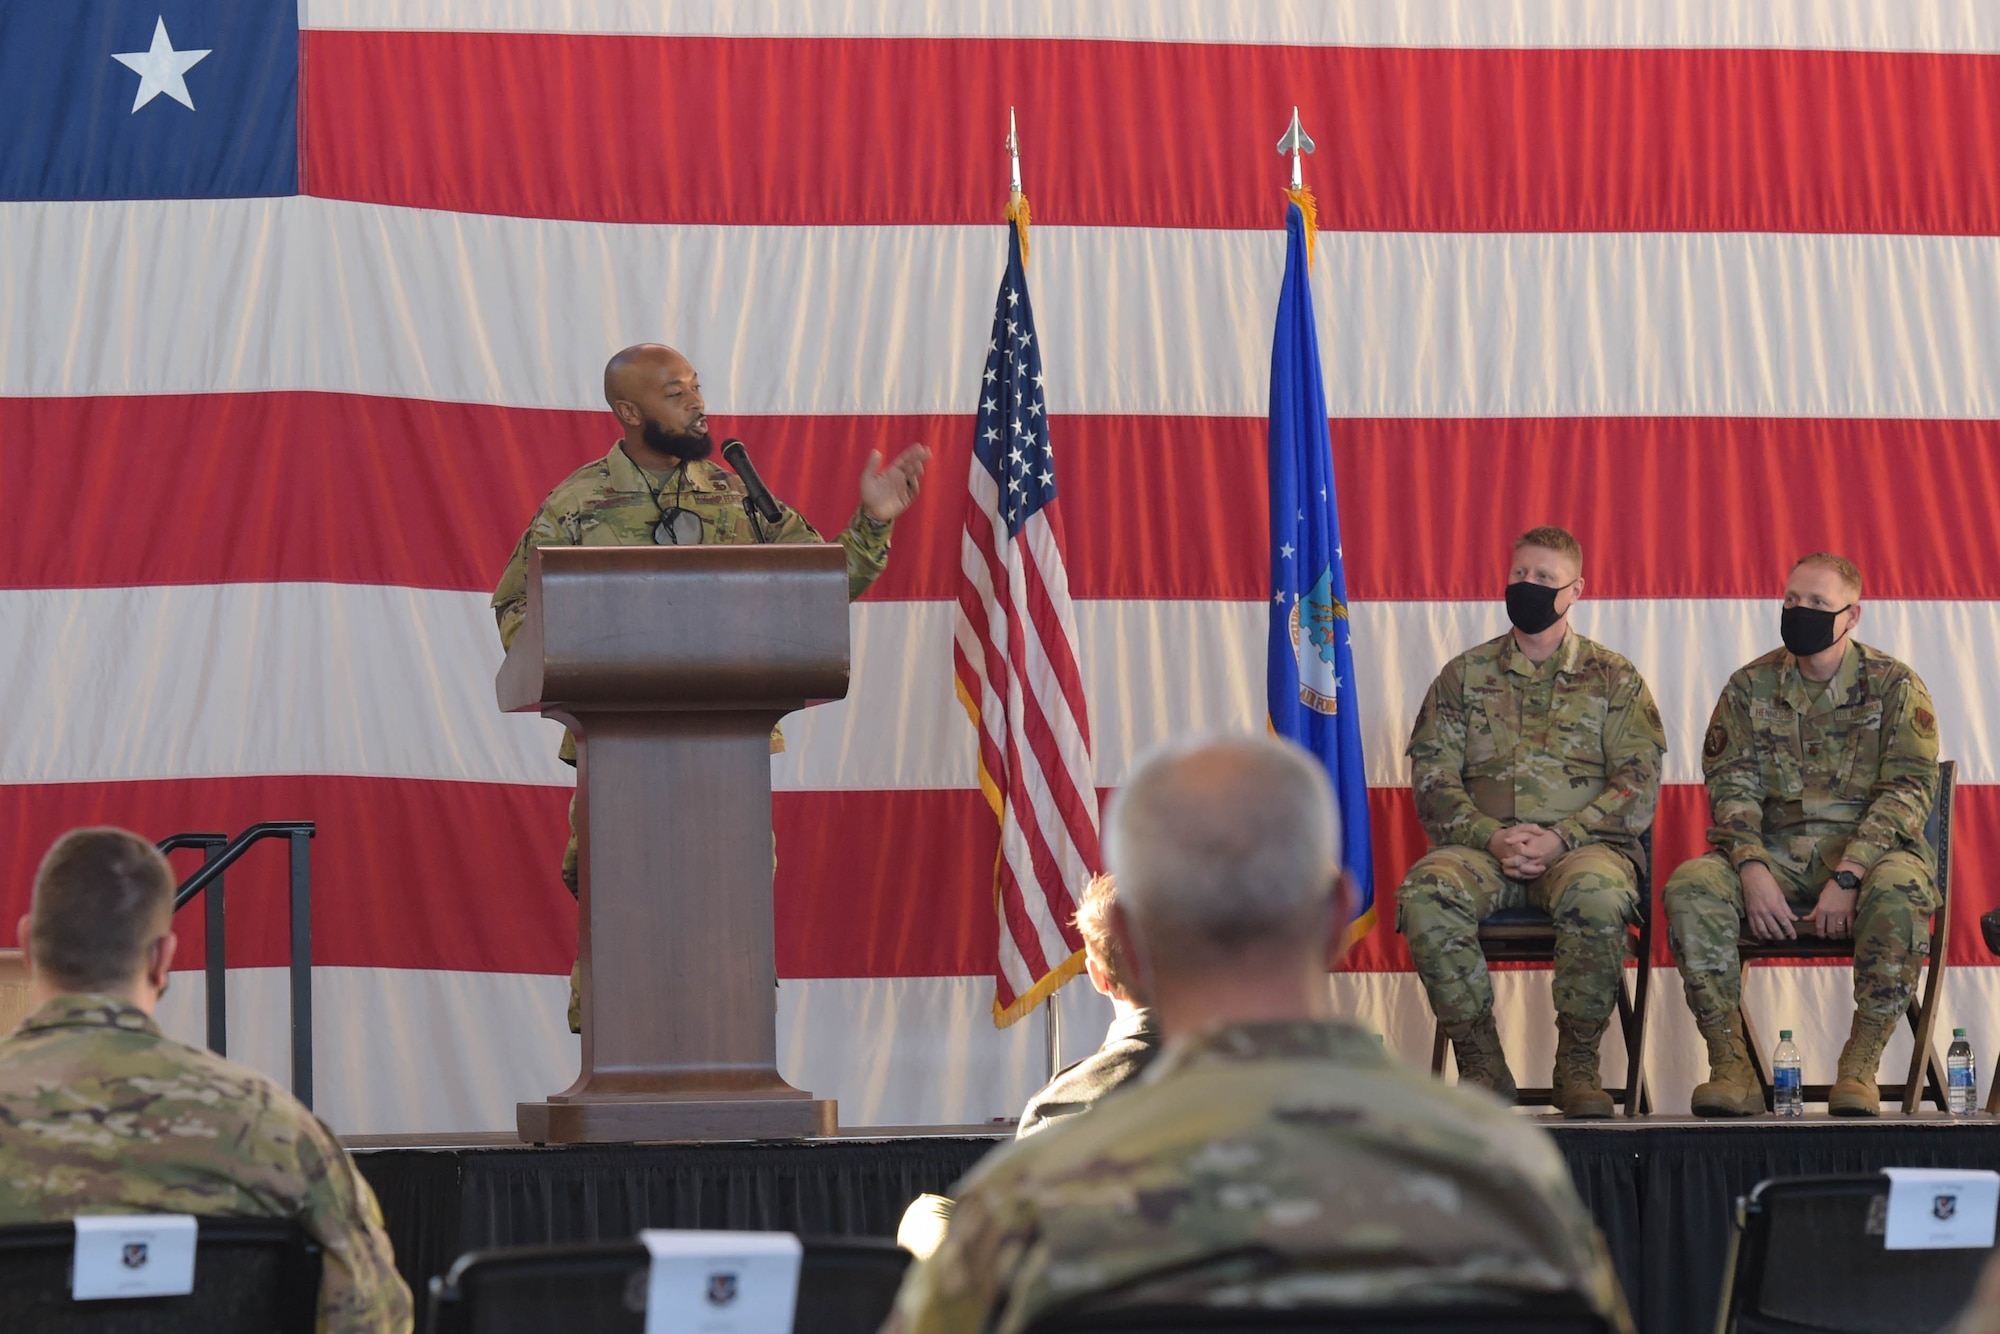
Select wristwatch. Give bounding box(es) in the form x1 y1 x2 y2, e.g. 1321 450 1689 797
1834 870 1862 892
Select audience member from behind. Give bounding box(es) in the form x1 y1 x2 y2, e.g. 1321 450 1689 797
883 735 1631 1334
896 874 1163 1260
0 829 413 1333
1016 872 1161 1137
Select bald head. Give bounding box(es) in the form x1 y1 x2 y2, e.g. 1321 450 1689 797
604 344 711 464
1106 734 1342 965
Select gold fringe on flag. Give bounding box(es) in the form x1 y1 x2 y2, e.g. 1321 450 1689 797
1007 190 1031 263
1287 184 1318 270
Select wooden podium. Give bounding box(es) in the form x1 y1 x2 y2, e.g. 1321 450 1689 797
498 545 848 1143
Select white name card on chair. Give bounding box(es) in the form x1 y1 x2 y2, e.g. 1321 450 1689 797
639 1229 802 1334
1883 1168 2000 1249
72 1214 197 1299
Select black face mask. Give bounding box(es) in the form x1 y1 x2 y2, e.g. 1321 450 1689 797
642 415 712 462
1505 580 1575 635
1781 604 1853 658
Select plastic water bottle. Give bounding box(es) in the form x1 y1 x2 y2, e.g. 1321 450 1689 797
1774 1030 1804 1117
1949 1029 1977 1116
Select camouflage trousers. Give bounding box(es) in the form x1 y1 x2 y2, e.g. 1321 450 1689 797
1396 843 1639 1027
1662 850 1937 1026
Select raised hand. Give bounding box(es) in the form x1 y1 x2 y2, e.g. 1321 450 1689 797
860 443 932 522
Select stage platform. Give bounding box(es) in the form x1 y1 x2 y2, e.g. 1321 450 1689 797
349 1116 2000 1334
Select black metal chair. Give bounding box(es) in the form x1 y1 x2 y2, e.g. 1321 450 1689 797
1428 831 1655 1115
427 1234 909 1334
1025 1295 1616 1333
1737 761 1956 1114
1715 1174 1992 1333
0 1217 321 1333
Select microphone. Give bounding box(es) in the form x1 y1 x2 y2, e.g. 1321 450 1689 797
721 438 784 524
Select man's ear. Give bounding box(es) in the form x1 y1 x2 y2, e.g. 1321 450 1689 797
614 400 640 428
15 913 33 973
147 932 179 994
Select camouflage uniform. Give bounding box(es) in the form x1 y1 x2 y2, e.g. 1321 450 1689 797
493 441 894 1026
0 995 412 1334
1663 641 1940 1027
1397 631 1666 1029
883 1021 1632 1334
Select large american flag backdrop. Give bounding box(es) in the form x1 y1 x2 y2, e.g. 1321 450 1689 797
5 1 2000 1133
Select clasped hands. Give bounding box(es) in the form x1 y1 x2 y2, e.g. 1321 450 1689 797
1487 824 1567 881
1742 860 1866 942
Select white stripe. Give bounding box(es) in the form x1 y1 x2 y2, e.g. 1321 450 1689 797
0 583 569 788
11 200 2000 419
7 586 1996 788
299 0 2000 54
179 964 2000 1134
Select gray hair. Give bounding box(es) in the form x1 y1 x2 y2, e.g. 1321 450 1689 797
1104 733 1341 949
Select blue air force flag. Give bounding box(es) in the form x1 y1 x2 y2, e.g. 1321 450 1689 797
0 3 298 200
1266 198 1374 927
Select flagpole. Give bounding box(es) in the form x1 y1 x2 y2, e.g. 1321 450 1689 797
1276 105 1315 191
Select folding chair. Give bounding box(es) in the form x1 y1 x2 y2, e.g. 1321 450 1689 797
1738 761 1955 1115
1715 1174 1991 1333
427 1234 910 1334
1428 831 1654 1115
0 1217 321 1333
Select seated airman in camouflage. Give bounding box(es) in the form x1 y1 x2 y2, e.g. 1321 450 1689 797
492 343 929 1031
1397 526 1666 1119
884 734 1632 1334
1664 553 1939 1118
0 829 411 1333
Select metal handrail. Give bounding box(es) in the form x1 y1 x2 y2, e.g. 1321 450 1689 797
158 823 317 1109
158 833 229 1055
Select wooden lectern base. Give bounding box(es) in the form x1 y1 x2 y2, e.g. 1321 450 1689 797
518 1097 837 1145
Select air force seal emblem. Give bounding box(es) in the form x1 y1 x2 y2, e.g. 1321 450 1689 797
705 1271 740 1306
1288 567 1348 716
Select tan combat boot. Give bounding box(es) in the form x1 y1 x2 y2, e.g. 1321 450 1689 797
1830 1012 1897 1117
1553 1016 1616 1119
1691 1018 1763 1117
1443 1013 1517 1100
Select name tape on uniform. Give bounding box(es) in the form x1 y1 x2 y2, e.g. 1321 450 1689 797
1882 1167 2000 1250
639 1229 802 1334
72 1214 197 1300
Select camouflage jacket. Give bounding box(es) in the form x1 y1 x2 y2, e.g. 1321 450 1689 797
0 996 412 1334
884 1020 1632 1334
1016 1007 1161 1138
1407 631 1666 870
1701 640 1939 877
491 440 894 760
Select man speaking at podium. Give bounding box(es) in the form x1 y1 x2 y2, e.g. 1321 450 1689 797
493 343 930 1029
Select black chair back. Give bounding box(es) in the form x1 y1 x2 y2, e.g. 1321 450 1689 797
427 1234 910 1334
0 1217 320 1333
1717 1175 1990 1333
1025 1298 1614 1332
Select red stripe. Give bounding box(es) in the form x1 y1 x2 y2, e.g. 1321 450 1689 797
0 780 1988 977
1023 506 1099 763
0 776 574 974
15 395 2000 602
993 559 1080 958
304 33 2000 235
1016 529 1104 871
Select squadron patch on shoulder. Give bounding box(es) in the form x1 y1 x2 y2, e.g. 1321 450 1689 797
1704 721 1729 761
1914 707 1937 739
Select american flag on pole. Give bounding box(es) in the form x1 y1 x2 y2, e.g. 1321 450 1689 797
953 200 1103 1027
